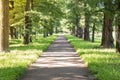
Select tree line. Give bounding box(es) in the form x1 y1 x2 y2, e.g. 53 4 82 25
0 0 63 52
66 0 120 52
0 0 120 53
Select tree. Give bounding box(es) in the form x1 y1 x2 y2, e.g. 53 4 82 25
23 0 31 44
115 0 120 52
84 1 90 41
66 0 83 38
9 0 25 39
101 0 114 48
0 0 9 52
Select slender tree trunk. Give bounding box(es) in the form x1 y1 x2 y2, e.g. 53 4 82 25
23 0 31 44
84 13 90 41
84 1 90 41
75 17 79 37
10 27 14 39
92 23 95 42
29 0 34 43
0 0 9 52
14 28 18 39
71 26 76 35
19 26 23 39
49 27 53 35
101 14 114 48
43 28 48 38
55 26 58 33
77 27 83 38
75 16 83 38
43 32 48 38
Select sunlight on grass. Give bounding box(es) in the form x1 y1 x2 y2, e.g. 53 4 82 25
66 35 120 80
0 35 57 80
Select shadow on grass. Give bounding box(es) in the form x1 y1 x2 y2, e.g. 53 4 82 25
0 66 26 80
10 37 55 51
77 49 120 80
68 39 99 49
66 35 120 80
9 39 22 45
10 44 49 51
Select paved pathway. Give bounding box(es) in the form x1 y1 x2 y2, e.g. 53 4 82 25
19 35 92 80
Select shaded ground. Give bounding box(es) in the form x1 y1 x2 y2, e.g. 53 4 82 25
19 35 92 80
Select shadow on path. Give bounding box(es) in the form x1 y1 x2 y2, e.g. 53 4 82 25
19 35 92 80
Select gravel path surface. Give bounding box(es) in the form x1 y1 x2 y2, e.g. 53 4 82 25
19 35 92 80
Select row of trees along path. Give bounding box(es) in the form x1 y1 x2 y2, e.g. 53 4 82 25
1 0 120 53
19 35 94 80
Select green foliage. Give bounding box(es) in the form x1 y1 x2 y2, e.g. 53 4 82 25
66 35 120 80
0 35 57 80
10 0 25 27
9 0 64 36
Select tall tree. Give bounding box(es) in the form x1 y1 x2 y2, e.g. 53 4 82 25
23 0 31 44
0 0 9 52
84 2 90 41
66 0 83 38
101 0 114 48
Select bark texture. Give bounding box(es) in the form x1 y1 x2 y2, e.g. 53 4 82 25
101 0 114 48
84 13 90 41
0 0 9 52
10 27 18 39
101 14 114 48
116 2 120 52
23 0 31 44
116 24 120 52
75 16 83 38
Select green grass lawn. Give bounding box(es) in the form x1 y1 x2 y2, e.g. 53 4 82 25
66 35 120 80
0 35 57 80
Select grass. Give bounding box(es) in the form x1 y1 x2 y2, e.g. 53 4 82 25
0 35 57 80
66 35 120 80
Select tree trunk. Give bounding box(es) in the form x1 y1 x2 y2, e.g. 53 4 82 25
84 13 90 41
116 24 120 52
29 0 34 42
116 2 120 52
101 14 114 48
92 23 95 42
43 32 47 38
14 27 18 39
71 26 76 35
10 27 14 39
49 27 53 35
76 27 83 38
75 16 83 38
19 26 23 39
0 0 9 52
23 0 31 44
43 28 48 38
55 26 58 33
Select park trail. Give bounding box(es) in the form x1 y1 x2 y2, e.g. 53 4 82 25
19 35 94 80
